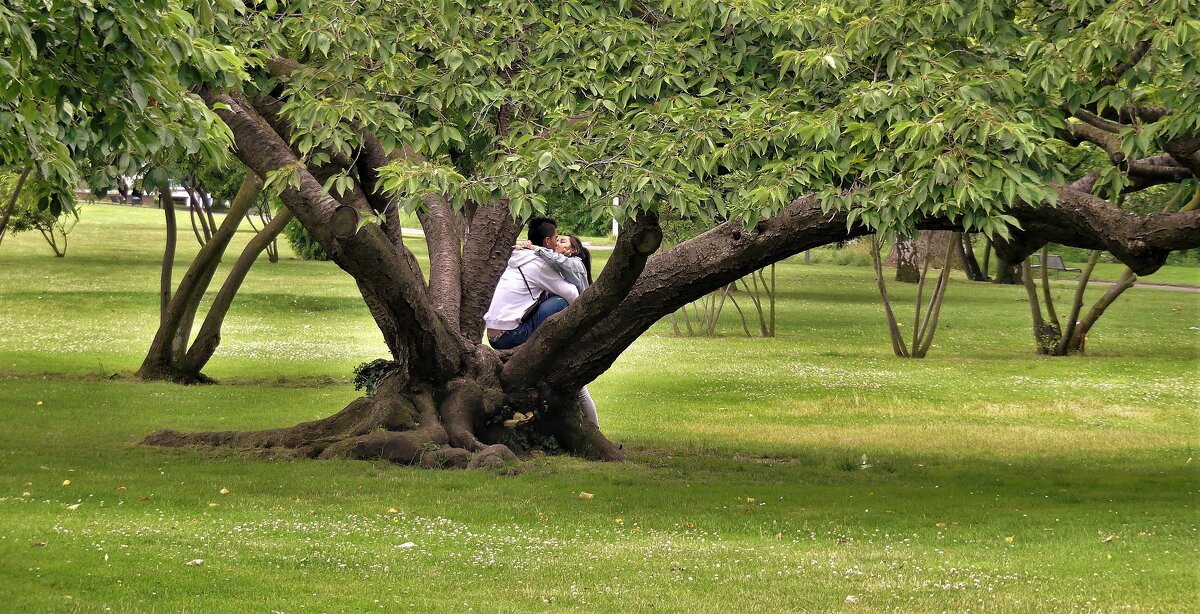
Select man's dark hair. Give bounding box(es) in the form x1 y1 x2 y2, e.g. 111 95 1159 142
527 216 558 248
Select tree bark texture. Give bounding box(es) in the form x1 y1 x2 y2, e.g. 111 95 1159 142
140 88 1200 468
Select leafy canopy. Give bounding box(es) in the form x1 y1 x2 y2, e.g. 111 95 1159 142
7 1 1195 235
0 0 245 213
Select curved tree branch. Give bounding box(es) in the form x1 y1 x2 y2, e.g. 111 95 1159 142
200 88 467 381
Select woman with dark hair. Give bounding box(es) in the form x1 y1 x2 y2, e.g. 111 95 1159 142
517 233 591 293
514 233 599 427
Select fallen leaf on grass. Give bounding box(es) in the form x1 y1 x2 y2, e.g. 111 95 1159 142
61 480 70 486
936 522 947 529
387 507 401 514
186 559 204 566
21 492 31 497
207 502 218 508
116 486 126 491
1101 534 1116 543
219 488 230 495
1005 536 1015 544
578 492 594 500
66 503 81 510
397 542 415 549
845 595 860 604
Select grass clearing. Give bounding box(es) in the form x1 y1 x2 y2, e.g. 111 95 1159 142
1 204 1198 611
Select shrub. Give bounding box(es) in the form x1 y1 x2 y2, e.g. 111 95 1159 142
283 218 329 260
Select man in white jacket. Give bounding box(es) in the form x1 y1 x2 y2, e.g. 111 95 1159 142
484 217 579 349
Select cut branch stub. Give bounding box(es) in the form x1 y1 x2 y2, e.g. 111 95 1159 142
332 205 361 239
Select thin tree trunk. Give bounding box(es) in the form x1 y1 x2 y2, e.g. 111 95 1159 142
913 232 959 358
187 196 206 246
180 208 295 375
871 235 910 357
1021 259 1059 353
981 236 992 278
1038 246 1060 325
1056 250 1103 354
958 233 986 281
767 264 776 337
159 187 177 325
911 232 934 350
0 166 32 245
140 174 262 380
1067 268 1136 354
724 287 753 337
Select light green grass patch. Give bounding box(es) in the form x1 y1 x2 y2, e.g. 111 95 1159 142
0 204 1197 612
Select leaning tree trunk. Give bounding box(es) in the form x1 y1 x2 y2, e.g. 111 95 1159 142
140 89 1200 469
0 166 32 246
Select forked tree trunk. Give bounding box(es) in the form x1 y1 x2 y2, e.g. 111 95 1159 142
957 233 987 281
139 173 265 382
139 89 1200 468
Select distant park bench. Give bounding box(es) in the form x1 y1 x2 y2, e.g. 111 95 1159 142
1030 254 1082 276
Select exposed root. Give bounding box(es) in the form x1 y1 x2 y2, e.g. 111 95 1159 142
140 374 614 467
467 444 517 470
549 394 625 461
439 379 496 452
136 364 218 385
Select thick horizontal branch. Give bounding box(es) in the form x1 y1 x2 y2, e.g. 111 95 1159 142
547 190 1200 390
502 212 662 391
998 187 1200 270
1069 121 1125 163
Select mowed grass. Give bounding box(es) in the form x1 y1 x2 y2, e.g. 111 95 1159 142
1 204 1198 612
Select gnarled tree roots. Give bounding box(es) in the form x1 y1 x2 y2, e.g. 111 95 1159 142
140 374 624 468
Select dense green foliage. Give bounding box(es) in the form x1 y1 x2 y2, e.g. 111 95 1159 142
222 0 1198 237
0 1 245 212
6 2 1194 236
1 205 1196 611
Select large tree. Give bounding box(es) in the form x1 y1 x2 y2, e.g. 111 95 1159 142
18 2 1197 464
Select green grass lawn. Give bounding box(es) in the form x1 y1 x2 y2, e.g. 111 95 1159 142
1 204 1197 612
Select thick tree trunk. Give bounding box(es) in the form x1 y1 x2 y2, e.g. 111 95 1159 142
891 236 920 283
0 166 32 245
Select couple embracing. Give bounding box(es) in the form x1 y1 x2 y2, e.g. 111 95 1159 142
483 216 599 426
